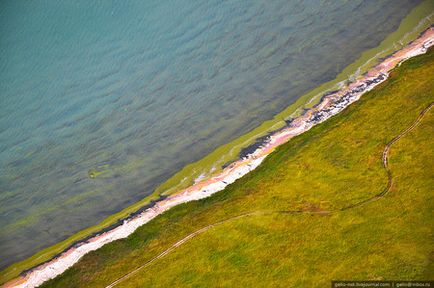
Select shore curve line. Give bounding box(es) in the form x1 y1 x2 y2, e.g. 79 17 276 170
4 27 432 288
105 102 433 288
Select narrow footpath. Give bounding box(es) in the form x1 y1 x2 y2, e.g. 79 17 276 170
106 102 434 288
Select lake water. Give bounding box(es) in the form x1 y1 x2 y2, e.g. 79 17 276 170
0 0 420 269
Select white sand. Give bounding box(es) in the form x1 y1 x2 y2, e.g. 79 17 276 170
4 27 433 288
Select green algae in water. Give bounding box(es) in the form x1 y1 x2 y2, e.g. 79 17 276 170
1 0 433 284
88 164 109 179
153 0 434 198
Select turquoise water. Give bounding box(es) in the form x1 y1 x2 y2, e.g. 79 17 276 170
0 0 420 269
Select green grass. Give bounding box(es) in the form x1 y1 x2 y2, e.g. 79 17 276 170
37 47 434 287
2 3 433 285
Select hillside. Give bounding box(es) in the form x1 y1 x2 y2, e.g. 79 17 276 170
42 48 434 287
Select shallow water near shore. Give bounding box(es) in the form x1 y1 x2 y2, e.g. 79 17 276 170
0 0 429 271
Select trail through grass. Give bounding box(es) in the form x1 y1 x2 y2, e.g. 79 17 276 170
41 48 434 288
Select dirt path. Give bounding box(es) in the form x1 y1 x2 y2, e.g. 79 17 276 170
106 102 433 288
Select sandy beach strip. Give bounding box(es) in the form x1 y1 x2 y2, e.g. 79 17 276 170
3 26 434 288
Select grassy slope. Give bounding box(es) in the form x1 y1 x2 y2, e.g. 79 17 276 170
2 4 434 284
41 49 434 287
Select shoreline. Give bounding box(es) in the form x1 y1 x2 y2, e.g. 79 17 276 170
4 26 434 288
1 6 432 280
151 2 434 198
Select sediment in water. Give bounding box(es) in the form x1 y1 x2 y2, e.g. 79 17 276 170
3 25 434 288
